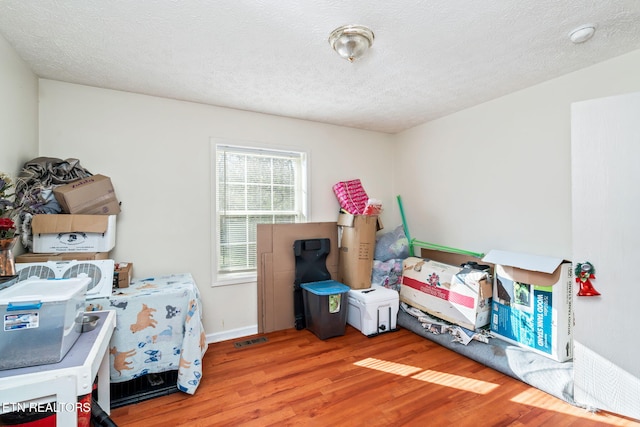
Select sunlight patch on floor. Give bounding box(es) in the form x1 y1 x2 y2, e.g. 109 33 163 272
410 369 499 394
354 357 498 394
353 358 423 377
510 388 637 426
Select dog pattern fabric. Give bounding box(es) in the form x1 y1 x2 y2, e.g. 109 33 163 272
86 273 207 395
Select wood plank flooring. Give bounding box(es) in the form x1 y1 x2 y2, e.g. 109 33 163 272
110 326 640 426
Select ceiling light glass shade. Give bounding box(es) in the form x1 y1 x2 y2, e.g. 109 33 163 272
328 25 374 62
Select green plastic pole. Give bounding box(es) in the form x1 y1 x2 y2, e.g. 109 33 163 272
396 195 414 256
396 195 483 259
411 239 484 259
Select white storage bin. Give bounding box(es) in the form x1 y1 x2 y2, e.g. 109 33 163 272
0 277 89 370
347 286 399 337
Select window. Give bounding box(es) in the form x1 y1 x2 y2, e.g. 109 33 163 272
214 142 307 284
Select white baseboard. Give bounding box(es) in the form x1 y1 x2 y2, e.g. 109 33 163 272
206 324 259 343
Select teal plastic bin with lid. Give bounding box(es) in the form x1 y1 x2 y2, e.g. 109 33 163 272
300 280 350 340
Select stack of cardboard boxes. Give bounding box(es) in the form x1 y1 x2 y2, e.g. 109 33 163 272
15 174 132 289
398 247 574 362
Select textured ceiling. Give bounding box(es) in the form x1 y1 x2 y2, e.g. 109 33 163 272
1 1 639 134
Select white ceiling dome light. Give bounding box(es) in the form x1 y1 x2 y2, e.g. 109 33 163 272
569 25 596 44
328 25 375 62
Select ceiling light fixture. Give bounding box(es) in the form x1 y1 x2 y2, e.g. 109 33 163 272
328 25 374 62
569 25 596 44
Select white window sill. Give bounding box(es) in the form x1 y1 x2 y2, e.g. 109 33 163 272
212 272 257 287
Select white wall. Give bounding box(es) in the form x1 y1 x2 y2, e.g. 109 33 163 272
37 80 394 341
394 49 640 260
15 31 640 341
0 35 38 186
571 91 640 419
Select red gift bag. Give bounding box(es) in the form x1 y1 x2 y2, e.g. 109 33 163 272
332 179 368 214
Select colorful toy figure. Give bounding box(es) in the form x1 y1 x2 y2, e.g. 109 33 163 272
575 262 601 296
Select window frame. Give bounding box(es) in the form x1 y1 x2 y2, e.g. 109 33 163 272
211 138 309 287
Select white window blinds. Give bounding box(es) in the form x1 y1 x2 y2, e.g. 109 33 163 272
216 144 307 274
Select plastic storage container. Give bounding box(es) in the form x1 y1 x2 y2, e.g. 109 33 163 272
293 238 332 331
0 277 89 370
347 287 399 337
301 280 350 340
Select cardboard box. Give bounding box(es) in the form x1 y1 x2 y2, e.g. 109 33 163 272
15 252 110 263
337 213 383 289
31 214 117 253
400 256 492 330
347 287 399 336
257 222 340 333
482 249 573 362
420 247 494 278
53 174 121 215
113 262 133 288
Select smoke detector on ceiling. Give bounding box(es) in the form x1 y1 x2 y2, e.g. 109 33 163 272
569 25 596 44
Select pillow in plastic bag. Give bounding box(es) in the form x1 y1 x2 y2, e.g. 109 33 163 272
371 259 404 291
374 225 409 262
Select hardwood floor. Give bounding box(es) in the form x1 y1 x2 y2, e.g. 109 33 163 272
110 326 639 426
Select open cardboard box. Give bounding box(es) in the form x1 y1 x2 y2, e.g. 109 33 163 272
420 247 494 277
400 255 492 330
31 214 116 253
483 249 573 362
337 213 383 289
